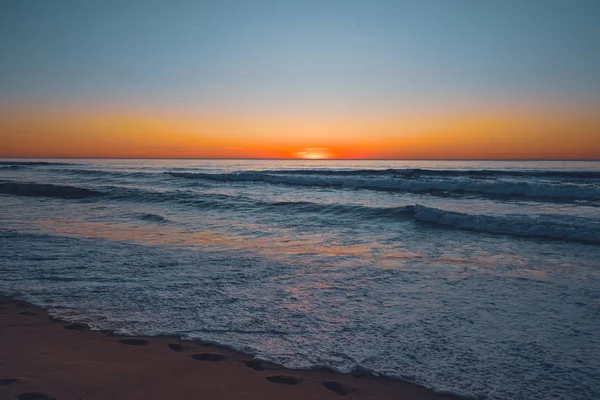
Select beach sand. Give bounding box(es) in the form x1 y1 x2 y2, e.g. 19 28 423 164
0 296 457 400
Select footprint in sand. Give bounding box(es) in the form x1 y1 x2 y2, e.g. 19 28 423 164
265 375 302 385
243 360 265 371
0 378 18 385
118 339 149 346
191 353 224 361
168 343 185 352
323 381 352 396
63 323 88 331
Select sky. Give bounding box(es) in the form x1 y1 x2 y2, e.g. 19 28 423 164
1 0 599 159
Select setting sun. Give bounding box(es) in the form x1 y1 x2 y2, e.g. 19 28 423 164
295 148 332 159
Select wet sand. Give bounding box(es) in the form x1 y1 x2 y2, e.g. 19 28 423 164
0 296 457 400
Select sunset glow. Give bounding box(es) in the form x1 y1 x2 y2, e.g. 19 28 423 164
1 106 598 159
1 1 599 159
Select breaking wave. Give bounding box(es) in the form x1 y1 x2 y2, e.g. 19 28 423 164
0 181 102 199
264 201 600 245
409 205 600 245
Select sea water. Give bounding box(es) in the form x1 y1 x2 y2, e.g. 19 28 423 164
1 159 599 399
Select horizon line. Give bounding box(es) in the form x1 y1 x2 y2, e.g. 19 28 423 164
1 156 599 162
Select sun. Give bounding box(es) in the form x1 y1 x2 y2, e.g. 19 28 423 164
295 148 331 159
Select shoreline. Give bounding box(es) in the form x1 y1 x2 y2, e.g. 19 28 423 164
0 295 460 400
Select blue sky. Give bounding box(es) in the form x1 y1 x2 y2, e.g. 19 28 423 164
1 0 599 114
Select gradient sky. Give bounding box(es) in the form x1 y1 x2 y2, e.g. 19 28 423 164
1 0 599 159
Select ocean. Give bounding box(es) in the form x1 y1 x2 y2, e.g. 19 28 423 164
1 158 599 399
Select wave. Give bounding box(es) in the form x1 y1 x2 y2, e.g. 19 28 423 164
263 200 412 218
2 179 597 244
261 168 600 180
135 213 170 224
46 168 154 179
4 162 597 179
410 205 600 245
0 179 252 210
274 202 600 244
105 186 245 210
261 201 600 244
166 172 600 201
5 165 598 202
0 181 103 199
0 161 75 166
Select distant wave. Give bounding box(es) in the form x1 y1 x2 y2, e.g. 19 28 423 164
166 171 600 201
261 168 600 180
0 161 76 166
0 165 26 170
0 181 102 199
3 164 598 179
46 168 154 179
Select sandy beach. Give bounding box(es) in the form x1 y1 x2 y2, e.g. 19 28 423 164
0 296 457 400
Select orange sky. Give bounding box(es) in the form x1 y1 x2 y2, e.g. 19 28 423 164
1 106 599 159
